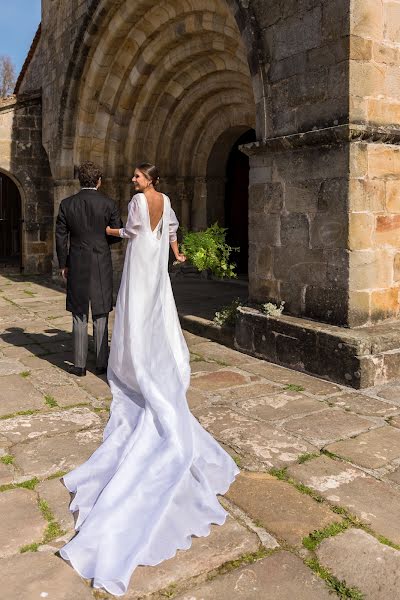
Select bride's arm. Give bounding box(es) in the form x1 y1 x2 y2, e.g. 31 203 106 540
106 197 140 238
169 207 186 262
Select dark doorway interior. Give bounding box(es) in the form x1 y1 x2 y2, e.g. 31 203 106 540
0 173 22 267
224 128 256 275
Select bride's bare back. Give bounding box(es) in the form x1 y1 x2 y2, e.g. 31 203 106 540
144 190 164 232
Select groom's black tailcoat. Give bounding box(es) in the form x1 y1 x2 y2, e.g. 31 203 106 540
55 189 122 316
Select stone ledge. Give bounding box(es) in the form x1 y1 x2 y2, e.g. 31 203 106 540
235 307 400 389
240 123 400 154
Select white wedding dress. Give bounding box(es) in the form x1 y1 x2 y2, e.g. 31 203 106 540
59 193 239 596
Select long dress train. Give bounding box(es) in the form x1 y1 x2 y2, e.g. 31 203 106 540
59 193 239 596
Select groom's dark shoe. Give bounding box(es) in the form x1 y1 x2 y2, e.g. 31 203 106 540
95 366 107 375
69 366 86 377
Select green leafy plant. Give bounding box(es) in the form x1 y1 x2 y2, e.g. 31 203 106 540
213 298 243 327
261 301 285 317
180 223 239 279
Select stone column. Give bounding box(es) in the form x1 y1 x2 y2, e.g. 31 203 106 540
191 177 208 231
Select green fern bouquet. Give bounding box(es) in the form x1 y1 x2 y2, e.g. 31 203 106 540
180 223 239 279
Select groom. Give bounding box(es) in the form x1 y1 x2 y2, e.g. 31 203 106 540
55 161 123 376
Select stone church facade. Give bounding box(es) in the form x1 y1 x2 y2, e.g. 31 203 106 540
1 0 400 387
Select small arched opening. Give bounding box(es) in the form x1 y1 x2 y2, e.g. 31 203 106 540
0 171 22 268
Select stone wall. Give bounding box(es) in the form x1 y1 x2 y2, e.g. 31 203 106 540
346 0 400 326
0 95 53 274
252 0 349 138
247 136 349 325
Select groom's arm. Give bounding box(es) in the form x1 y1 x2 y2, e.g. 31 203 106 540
107 201 123 245
55 201 69 272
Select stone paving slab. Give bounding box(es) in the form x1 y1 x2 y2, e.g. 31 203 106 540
29 367 74 388
287 456 400 544
0 358 27 376
0 461 15 485
375 384 400 403
189 341 257 366
174 551 333 600
239 362 342 396
317 528 400 599
197 406 317 469
226 472 342 546
0 488 46 557
326 426 400 469
191 369 261 392
1 343 48 358
325 392 400 417
0 407 100 443
13 428 103 478
1 552 93 599
186 388 209 411
0 374 45 416
36 478 75 533
190 360 222 374
233 391 325 422
77 372 112 399
125 517 259 599
33 383 93 407
211 381 281 402
282 408 375 447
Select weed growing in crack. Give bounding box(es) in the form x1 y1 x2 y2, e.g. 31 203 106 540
0 478 39 493
321 449 341 460
20 542 40 553
233 455 243 468
0 409 38 420
305 558 364 599
215 547 273 577
284 383 305 392
303 521 350 551
46 470 67 480
44 395 58 408
0 455 14 465
298 452 320 464
20 371 31 378
160 584 178 598
269 467 324 503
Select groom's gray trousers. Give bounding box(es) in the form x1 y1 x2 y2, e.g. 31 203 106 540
73 311 109 369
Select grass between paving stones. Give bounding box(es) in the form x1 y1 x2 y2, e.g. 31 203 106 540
305 558 365 599
152 547 280 597
270 468 400 553
20 498 65 553
46 470 68 480
0 454 14 465
0 409 40 420
44 394 58 408
284 383 305 392
23 290 36 297
20 370 31 378
0 477 39 493
269 468 325 503
297 452 320 464
303 521 351 551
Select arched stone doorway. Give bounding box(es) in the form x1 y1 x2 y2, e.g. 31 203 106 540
0 171 22 268
207 128 256 274
56 0 257 229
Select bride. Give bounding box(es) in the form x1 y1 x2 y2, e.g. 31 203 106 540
59 163 239 596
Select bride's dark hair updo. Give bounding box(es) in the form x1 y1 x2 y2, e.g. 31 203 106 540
137 162 160 187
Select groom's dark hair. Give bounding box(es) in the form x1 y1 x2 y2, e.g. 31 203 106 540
78 161 102 188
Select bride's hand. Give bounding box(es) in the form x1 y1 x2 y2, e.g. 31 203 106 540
106 226 111 235
174 253 186 263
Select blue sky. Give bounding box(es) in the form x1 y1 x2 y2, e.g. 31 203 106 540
0 1 41 75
